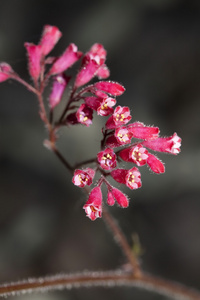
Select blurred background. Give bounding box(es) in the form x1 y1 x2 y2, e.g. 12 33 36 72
0 0 200 299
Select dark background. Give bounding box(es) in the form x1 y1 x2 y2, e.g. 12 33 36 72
0 0 200 299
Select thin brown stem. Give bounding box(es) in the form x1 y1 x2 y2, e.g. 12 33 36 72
0 270 200 299
103 206 142 278
51 144 73 172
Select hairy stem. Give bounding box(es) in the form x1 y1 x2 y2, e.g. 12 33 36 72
103 206 142 277
0 271 200 299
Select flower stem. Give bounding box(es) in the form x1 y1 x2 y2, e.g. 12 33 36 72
102 206 142 278
0 270 200 299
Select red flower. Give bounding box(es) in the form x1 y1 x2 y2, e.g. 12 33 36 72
24 43 42 81
85 96 115 116
97 97 116 116
119 144 148 166
97 148 117 170
128 122 159 140
147 153 165 174
107 190 115 206
106 127 133 148
111 188 129 208
111 167 142 190
105 106 132 129
76 104 93 126
49 74 70 109
143 132 181 154
49 43 82 75
115 127 133 145
94 81 125 96
74 44 107 88
83 186 102 221
39 25 62 56
72 168 95 187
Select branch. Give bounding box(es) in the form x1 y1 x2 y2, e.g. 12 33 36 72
0 270 200 300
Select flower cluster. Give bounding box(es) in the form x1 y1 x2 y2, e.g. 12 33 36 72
0 25 181 221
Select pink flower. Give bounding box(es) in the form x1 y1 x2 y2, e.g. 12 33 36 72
119 144 148 166
74 44 107 88
72 168 95 187
106 127 133 148
114 127 133 145
49 43 82 75
39 25 62 56
85 96 115 116
111 167 142 190
128 122 159 140
76 104 93 126
97 148 117 170
111 187 129 208
143 132 181 154
0 63 14 82
49 74 70 109
24 43 42 81
107 190 115 206
147 153 165 174
105 106 132 129
94 81 125 96
96 64 110 79
83 186 102 221
97 97 116 116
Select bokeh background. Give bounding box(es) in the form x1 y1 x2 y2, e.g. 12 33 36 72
0 0 200 299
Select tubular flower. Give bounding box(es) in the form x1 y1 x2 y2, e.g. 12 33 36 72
115 127 133 145
119 144 148 166
76 104 93 126
49 74 70 109
83 186 102 221
85 96 116 116
24 43 42 81
72 168 95 187
49 43 82 75
97 148 117 170
39 25 62 56
147 153 165 174
111 188 129 208
74 44 107 88
94 81 125 96
128 122 159 140
105 106 132 129
143 132 181 154
97 97 116 116
111 167 142 190
107 190 115 206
